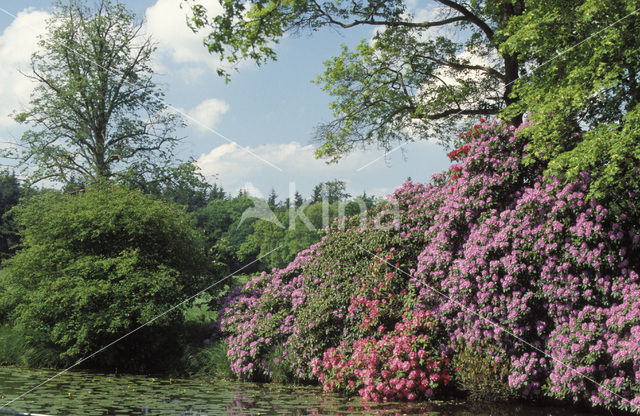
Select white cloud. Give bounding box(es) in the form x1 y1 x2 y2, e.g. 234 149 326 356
196 141 372 181
144 0 223 78
0 8 50 127
194 140 449 199
188 98 229 131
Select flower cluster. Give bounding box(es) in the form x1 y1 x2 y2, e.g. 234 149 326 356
546 284 640 412
447 144 470 161
312 310 450 402
455 118 486 141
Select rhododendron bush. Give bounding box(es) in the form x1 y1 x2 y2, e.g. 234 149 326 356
311 309 451 402
217 121 640 412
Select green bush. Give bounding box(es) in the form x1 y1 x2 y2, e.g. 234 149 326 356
453 342 514 402
0 185 210 371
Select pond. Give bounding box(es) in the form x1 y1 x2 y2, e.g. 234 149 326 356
0 367 595 416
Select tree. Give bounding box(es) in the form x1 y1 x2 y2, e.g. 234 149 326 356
184 0 525 160
325 179 351 203
0 185 210 370
310 184 323 204
210 183 226 200
267 188 278 207
138 161 213 211
192 195 259 272
310 179 351 203
498 0 640 208
500 0 640 147
9 0 182 186
238 211 288 269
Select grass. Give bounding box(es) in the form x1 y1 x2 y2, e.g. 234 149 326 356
0 324 27 366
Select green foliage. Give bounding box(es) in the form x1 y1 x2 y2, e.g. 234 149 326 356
314 24 509 160
546 105 640 214
453 342 514 402
8 0 183 187
136 161 215 211
182 292 219 324
309 179 351 203
0 324 27 366
238 201 341 270
184 0 524 159
0 185 210 370
0 171 22 260
194 196 255 248
192 183 379 273
267 345 297 384
496 0 640 212
175 277 248 378
500 0 640 160
193 195 258 274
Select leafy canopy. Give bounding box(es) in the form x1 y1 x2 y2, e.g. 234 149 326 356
499 0 640 205
9 0 182 187
184 0 526 159
0 186 209 370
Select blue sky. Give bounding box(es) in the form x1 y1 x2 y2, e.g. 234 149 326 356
0 0 451 200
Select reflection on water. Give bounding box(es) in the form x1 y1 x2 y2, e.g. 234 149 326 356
0 367 593 416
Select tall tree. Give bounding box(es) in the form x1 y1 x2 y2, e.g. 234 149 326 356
210 183 226 200
310 179 351 203
137 161 213 211
8 0 182 186
184 0 525 160
310 184 324 204
267 188 278 207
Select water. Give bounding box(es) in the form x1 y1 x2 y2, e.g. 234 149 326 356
0 367 594 416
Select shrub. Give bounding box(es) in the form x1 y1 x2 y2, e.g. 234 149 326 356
0 185 210 370
217 120 640 413
220 249 316 381
219 181 447 396
312 309 451 402
413 122 639 407
453 342 513 402
546 284 640 411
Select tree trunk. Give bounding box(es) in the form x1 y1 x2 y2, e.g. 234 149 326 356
500 0 525 127
504 54 523 126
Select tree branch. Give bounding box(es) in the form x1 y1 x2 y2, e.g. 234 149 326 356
434 0 494 41
417 54 505 80
309 0 469 29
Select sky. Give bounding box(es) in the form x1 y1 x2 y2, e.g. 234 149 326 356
0 0 452 200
